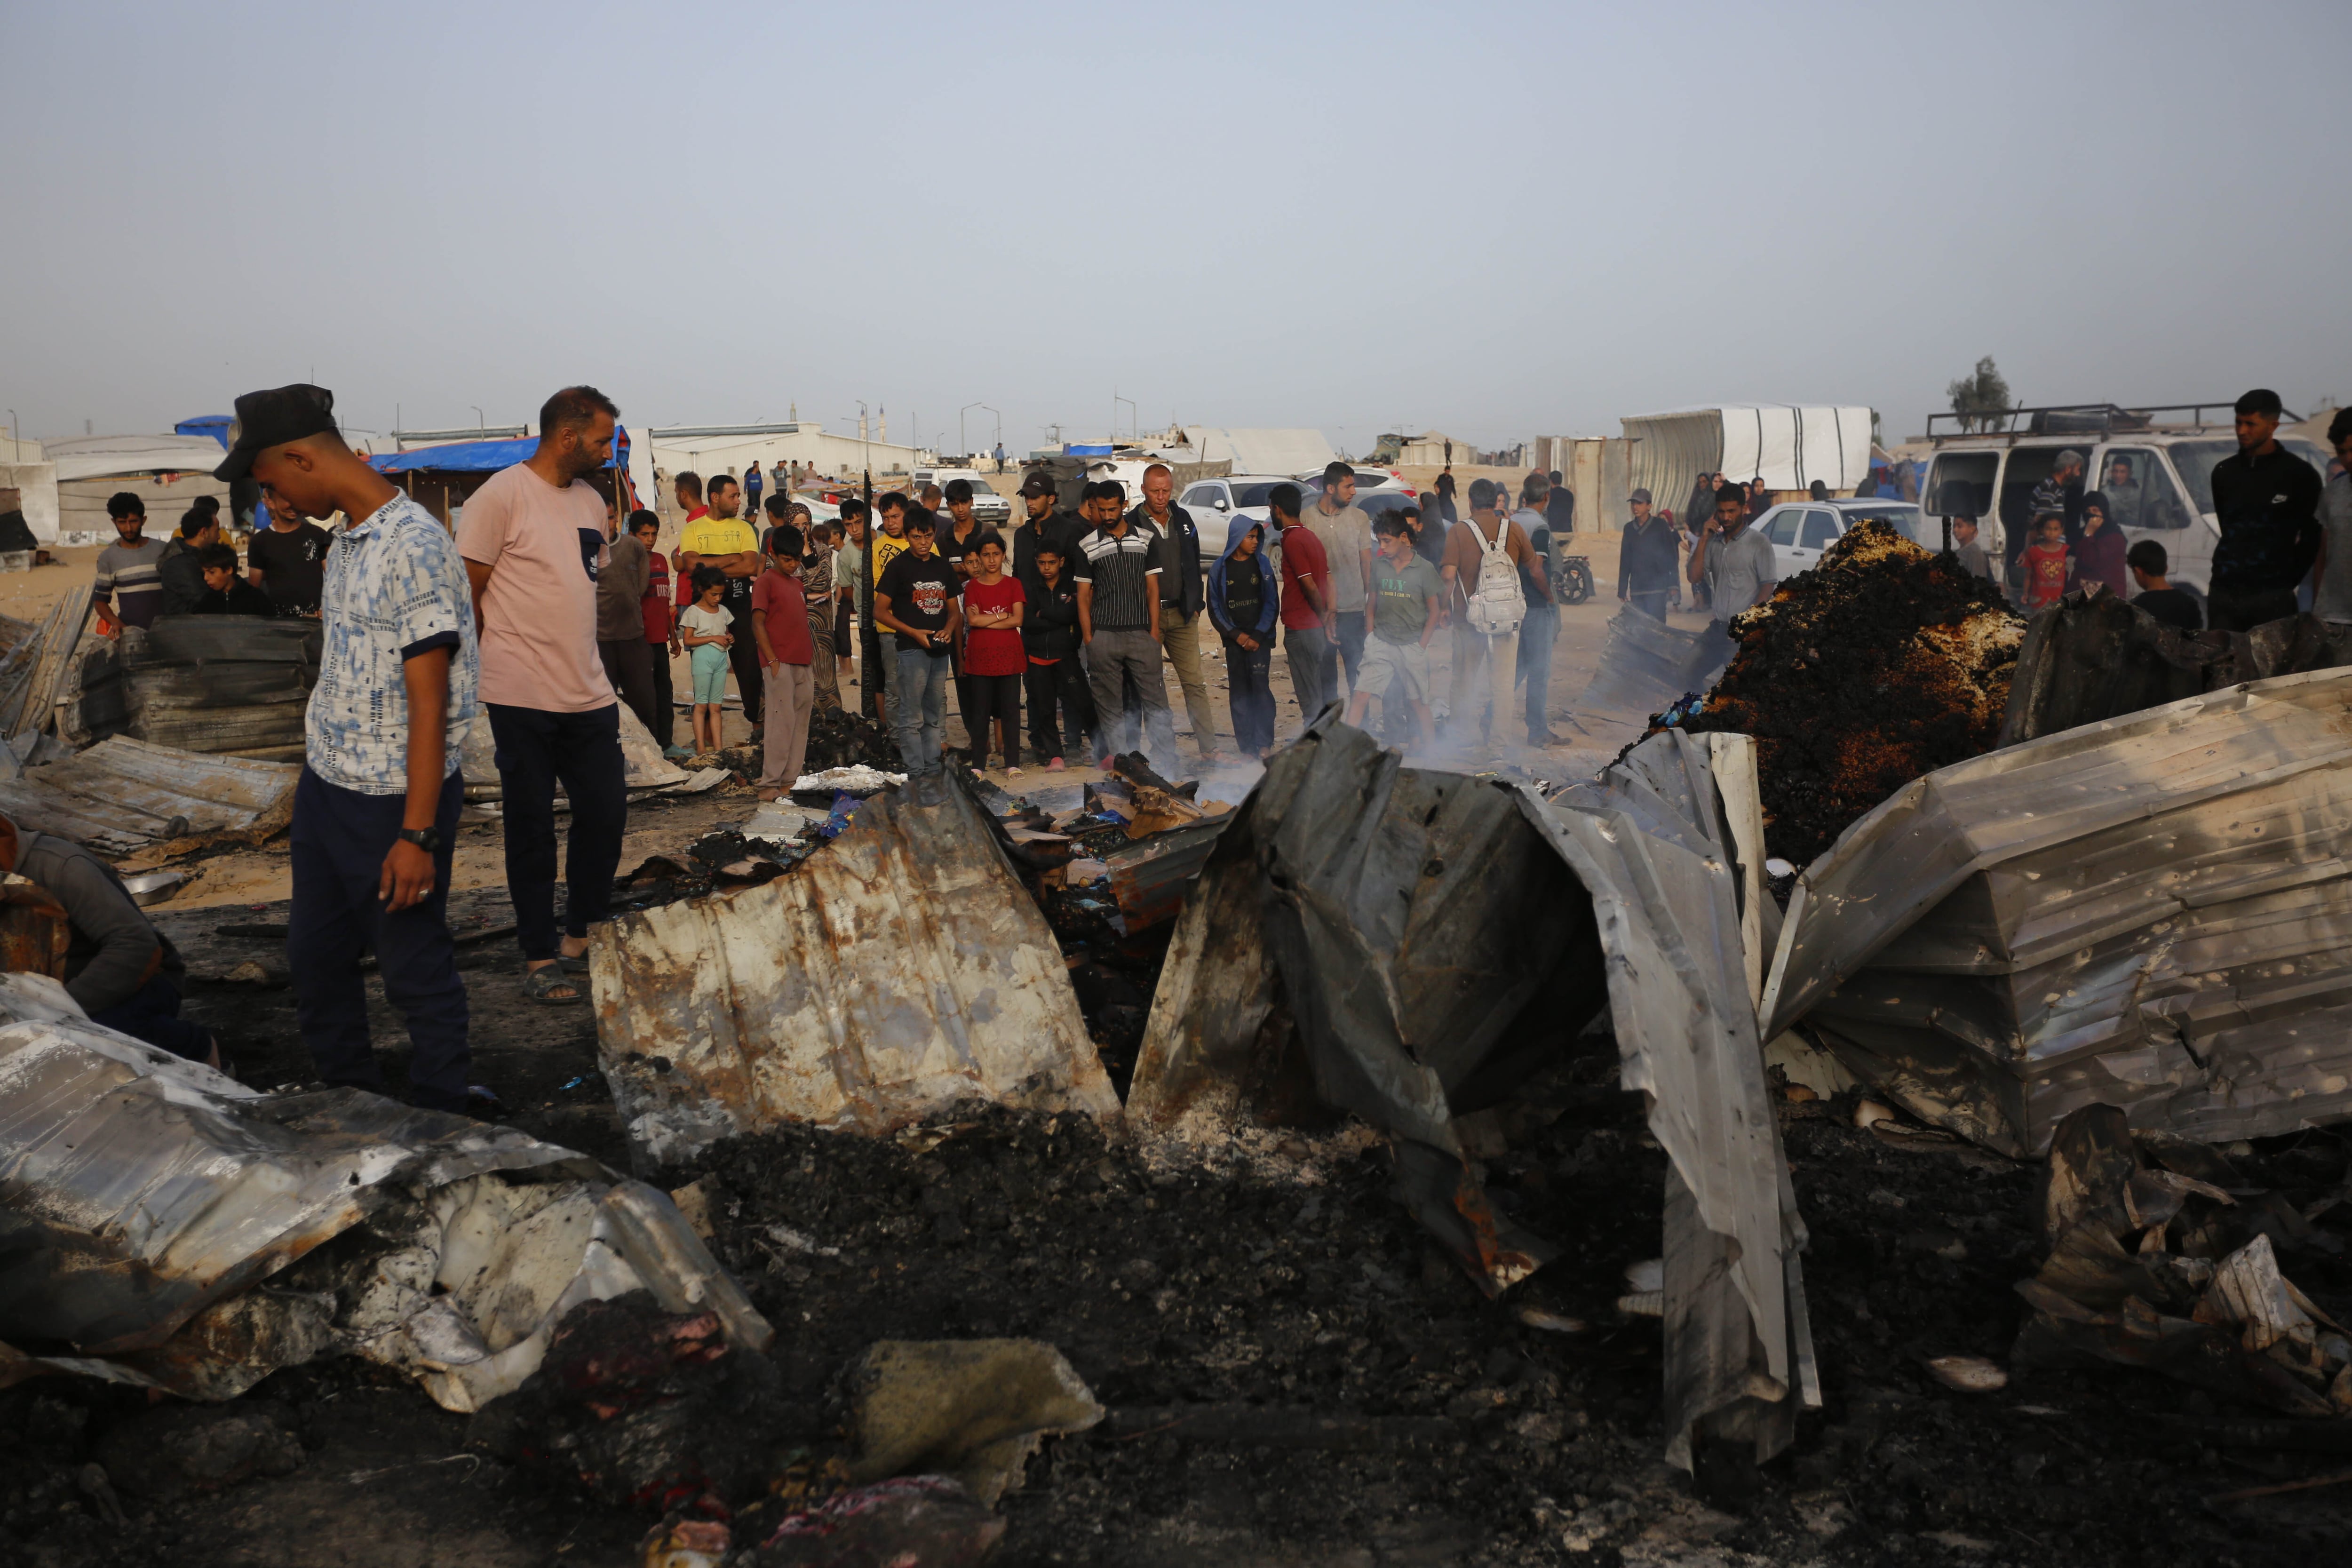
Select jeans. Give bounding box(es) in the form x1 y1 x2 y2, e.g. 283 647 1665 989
90 973 211 1063
1024 658 1097 761
1159 611 1219 750
892 644 953 775
1084 627 1176 772
1518 603 1557 739
1284 623 1334 731
1448 622 1518 744
1627 590 1669 621
1223 637 1275 755
486 702 628 963
757 661 815 789
286 766 469 1111
1321 613 1367 703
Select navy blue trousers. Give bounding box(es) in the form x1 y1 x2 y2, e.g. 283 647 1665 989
90 973 210 1061
486 701 627 961
287 766 469 1112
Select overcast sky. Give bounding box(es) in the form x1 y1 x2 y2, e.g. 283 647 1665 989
4 0 2346 458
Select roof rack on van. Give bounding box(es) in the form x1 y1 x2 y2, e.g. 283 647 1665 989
1924 401 2301 441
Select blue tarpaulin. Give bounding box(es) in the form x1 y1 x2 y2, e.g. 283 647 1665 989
175 415 233 449
1064 443 1114 457
370 428 639 509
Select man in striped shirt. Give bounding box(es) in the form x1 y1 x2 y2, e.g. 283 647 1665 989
93 492 167 634
1074 480 1176 773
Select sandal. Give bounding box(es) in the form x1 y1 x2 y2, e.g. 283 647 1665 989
557 950 591 974
522 964 585 1004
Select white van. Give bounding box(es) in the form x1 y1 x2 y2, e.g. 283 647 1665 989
1916 401 2331 607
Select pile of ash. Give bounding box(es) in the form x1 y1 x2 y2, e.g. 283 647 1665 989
1666 520 2023 864
803 708 904 774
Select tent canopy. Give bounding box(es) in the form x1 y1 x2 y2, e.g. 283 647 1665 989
371 428 631 476
175 416 233 449
1179 427 1339 478
1620 406 1873 491
41 435 237 484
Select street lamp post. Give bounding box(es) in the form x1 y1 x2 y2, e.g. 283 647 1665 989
1114 393 1136 444
959 400 986 462
470 406 485 431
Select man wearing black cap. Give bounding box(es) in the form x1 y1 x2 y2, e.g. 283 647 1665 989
216 382 482 1113
1618 488 1677 621
2208 388 2324 632
1012 468 1081 604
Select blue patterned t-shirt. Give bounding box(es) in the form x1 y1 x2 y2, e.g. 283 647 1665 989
307 494 480 794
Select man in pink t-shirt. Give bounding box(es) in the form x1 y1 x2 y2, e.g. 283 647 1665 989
455 386 627 1005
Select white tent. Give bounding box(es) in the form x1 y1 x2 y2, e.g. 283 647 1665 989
1619 405 1875 526
41 435 233 485
1178 427 1338 478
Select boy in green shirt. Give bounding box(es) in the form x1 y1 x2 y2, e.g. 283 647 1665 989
1346 513 1444 749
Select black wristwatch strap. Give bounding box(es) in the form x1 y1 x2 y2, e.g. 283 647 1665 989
397 827 440 852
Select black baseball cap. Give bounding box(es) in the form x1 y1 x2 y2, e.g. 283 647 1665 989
213 383 338 482
1018 471 1055 498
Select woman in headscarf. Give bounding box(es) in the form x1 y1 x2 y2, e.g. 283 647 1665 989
2073 491 2129 597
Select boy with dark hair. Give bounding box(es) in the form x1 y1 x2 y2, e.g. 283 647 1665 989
1345 513 1443 750
874 511 960 777
2208 387 2323 632
1021 540 1094 771
752 523 815 799
2126 540 2202 632
192 542 275 615
1207 518 1279 757
157 506 222 616
1272 483 1334 732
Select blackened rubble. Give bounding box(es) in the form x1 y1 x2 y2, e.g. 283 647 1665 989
1665 520 2023 864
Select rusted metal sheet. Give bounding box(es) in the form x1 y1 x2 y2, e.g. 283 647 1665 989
0 588 87 746
1576 605 1716 716
0 971 768 1408
1102 815 1229 932
1131 717 1816 1471
0 736 298 854
1763 666 2352 1157
111 616 322 761
590 772 1120 1167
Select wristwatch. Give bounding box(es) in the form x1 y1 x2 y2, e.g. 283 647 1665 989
397 827 441 852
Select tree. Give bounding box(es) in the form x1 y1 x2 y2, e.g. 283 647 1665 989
1946 357 2012 432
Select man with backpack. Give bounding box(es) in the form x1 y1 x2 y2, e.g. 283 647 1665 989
1440 478 1536 751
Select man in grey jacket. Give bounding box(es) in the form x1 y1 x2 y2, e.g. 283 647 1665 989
1 812 217 1067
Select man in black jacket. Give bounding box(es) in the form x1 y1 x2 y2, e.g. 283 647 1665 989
1133 463 1222 761
1617 489 1678 620
1012 470 1083 604
2208 388 2324 632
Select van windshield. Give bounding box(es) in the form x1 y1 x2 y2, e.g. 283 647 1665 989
2171 439 2332 515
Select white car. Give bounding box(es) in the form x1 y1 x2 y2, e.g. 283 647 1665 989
1176 474 1307 550
911 468 1013 526
1753 499 1933 577
1306 465 1412 497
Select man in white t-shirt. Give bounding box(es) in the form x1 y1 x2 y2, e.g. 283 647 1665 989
456 386 626 1006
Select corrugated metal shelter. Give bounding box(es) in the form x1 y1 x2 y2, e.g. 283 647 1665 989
1762 666 2352 1157
590 773 1120 1167
0 736 297 854
1621 406 1874 524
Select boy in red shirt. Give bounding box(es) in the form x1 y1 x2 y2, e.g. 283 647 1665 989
1272 483 1335 730
2018 512 2073 611
752 522 816 798
958 534 1027 773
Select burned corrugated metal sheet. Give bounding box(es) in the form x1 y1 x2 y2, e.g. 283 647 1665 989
0 736 298 854
1102 815 1229 932
110 616 322 761
460 698 691 798
1763 666 2352 1157
1130 718 1814 1470
0 588 89 748
1575 605 1718 716
0 972 588 1353
590 772 1120 1166
0 971 768 1408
